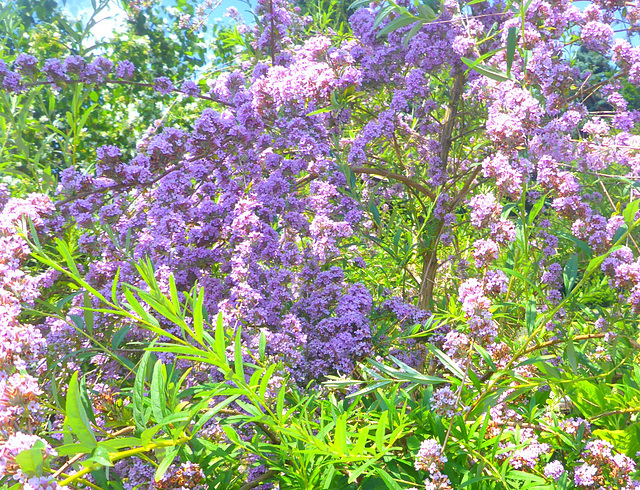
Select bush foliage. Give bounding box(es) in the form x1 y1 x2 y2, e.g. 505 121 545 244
2 0 640 488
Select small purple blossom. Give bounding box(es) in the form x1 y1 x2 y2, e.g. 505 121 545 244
430 386 458 417
42 58 68 87
574 464 598 487
115 60 136 80
153 76 175 95
15 54 38 77
181 80 200 97
415 438 447 473
544 460 565 481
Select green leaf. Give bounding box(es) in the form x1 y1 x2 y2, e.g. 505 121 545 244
425 344 465 379
111 267 121 305
373 5 396 29
155 446 179 482
334 414 347 454
55 238 80 276
613 224 628 244
369 201 381 227
97 437 142 451
376 13 418 39
375 411 388 452
83 292 94 335
66 372 97 448
79 375 97 424
112 325 131 350
15 440 46 477
566 340 578 373
527 194 546 225
506 27 517 77
234 326 245 382
375 467 402 490
87 445 113 467
56 443 95 456
623 200 640 227
525 298 537 334
563 254 578 295
403 20 425 47
150 360 169 422
556 231 592 258
214 312 227 363
193 287 204 344
259 329 267 362
133 351 151 430
259 364 277 399
461 57 511 82
306 105 334 116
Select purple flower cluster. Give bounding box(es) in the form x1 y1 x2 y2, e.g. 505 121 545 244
458 279 497 343
430 386 459 417
0 60 22 93
0 433 57 486
415 439 451 489
544 460 565 480
0 193 54 443
573 439 639 488
415 438 447 473
153 76 174 95
38 21 378 385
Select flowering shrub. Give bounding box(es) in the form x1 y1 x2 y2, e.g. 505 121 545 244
2 0 640 488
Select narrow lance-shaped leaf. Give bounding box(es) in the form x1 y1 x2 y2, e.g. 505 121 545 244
234 326 245 382
563 254 578 295
193 286 204 344
462 57 511 82
376 13 418 39
65 372 97 448
506 27 517 77
150 360 169 423
133 351 151 430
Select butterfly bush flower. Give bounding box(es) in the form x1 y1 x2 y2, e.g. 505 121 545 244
41 58 68 88
154 461 206 489
84 56 114 84
115 60 135 80
0 433 56 480
574 464 598 487
0 66 21 93
472 239 500 268
424 471 453 490
430 386 458 417
580 21 614 53
481 153 524 199
63 55 85 76
181 80 200 97
458 279 497 343
468 193 501 228
544 460 565 480
415 438 447 473
0 194 52 440
509 441 550 469
483 270 508 295
153 76 175 95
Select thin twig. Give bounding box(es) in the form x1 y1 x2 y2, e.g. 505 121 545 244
22 78 233 106
522 333 606 355
590 407 640 420
295 167 436 200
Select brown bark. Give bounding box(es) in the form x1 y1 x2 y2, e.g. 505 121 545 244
418 73 465 309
